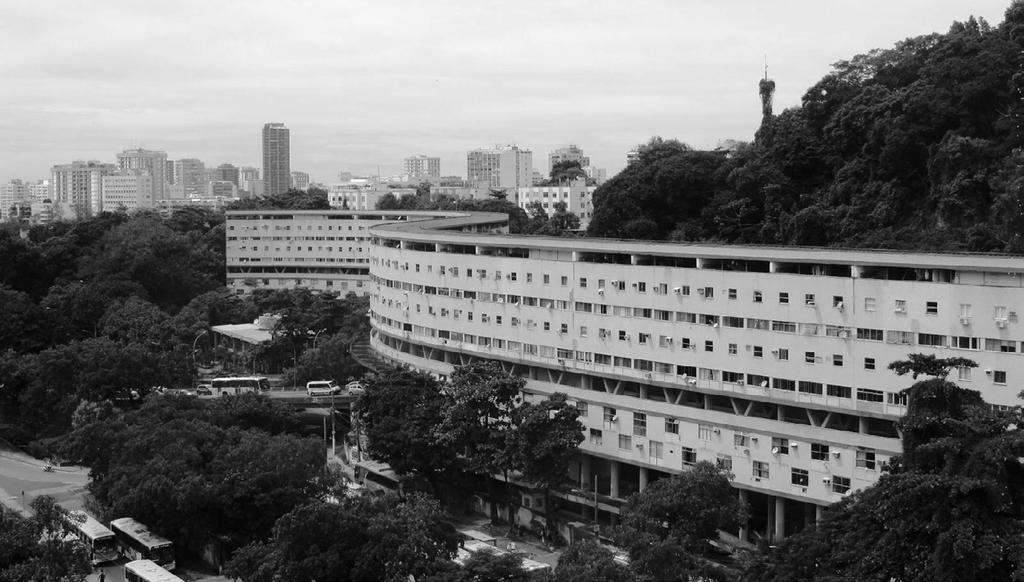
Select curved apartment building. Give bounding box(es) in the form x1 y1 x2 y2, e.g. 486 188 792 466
365 211 1024 542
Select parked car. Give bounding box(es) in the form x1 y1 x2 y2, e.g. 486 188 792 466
196 383 213 396
307 380 340 396
345 380 365 395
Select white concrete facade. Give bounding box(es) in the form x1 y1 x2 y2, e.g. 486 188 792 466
101 173 154 212
224 210 473 296
365 212 1024 540
517 177 596 228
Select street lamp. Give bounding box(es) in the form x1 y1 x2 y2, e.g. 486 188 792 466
192 330 208 371
312 328 327 349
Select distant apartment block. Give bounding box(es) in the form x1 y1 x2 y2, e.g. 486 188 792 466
327 184 416 210
262 123 291 196
224 210 456 295
171 158 205 199
403 155 441 184
238 167 262 198
290 171 310 190
0 179 31 221
207 180 238 198
117 148 168 201
549 144 590 171
216 164 240 186
517 177 597 229
467 145 533 191
51 160 117 219
102 173 154 212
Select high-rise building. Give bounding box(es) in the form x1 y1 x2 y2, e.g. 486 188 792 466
549 144 590 172
207 180 238 198
466 145 533 191
262 123 290 196
403 155 441 184
28 180 50 201
215 164 240 186
172 158 205 199
290 171 310 190
102 173 154 211
117 148 169 201
238 167 262 199
51 160 117 219
0 179 31 221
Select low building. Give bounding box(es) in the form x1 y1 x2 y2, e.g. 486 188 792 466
516 177 596 228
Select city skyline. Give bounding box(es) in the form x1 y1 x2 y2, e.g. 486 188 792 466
0 1 1010 184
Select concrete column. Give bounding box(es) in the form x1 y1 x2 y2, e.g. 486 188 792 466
738 489 749 542
580 455 592 488
610 460 620 498
638 466 649 492
859 416 868 434
774 496 786 542
815 504 824 523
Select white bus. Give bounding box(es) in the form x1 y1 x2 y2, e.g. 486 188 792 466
124 559 185 582
110 518 175 570
211 376 271 396
66 510 118 565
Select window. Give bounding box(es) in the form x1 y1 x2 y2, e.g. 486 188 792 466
633 412 647 437
791 468 809 486
580 326 588 337
864 297 876 312
804 293 816 306
665 417 679 434
827 384 852 398
857 389 884 403
926 301 938 315
833 354 844 366
888 392 908 406
559 323 568 334
575 402 588 417
798 381 823 395
618 434 632 450
649 441 663 462
894 299 907 313
831 476 851 494
753 346 764 358
856 449 877 470
753 461 769 479
618 330 627 341
857 328 884 341
776 348 789 360
543 274 550 284
994 370 1007 384
589 428 602 446
603 407 616 424
698 425 713 440
771 437 789 454
958 366 972 381
728 343 738 355
805 351 816 364
985 338 1017 353
681 447 697 466
833 296 844 309
734 434 750 447
728 288 737 300
702 286 713 298
865 358 876 370
779 292 789 304
705 340 714 352
811 443 830 461
526 273 533 283
579 277 587 288
753 290 763 303
543 322 550 331
638 332 650 344
561 276 568 286
716 455 732 471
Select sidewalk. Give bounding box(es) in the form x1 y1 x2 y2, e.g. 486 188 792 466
449 514 563 568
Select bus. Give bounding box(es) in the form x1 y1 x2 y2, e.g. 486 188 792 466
124 559 185 582
66 510 118 565
210 376 271 396
110 518 175 570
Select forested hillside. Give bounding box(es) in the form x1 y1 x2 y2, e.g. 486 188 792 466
589 4 1024 252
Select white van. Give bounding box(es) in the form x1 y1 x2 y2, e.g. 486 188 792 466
306 380 339 396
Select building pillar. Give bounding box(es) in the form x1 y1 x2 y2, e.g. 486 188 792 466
580 455 592 488
774 496 786 542
738 489 749 542
859 416 868 434
638 466 649 492
815 504 824 523
610 460 620 498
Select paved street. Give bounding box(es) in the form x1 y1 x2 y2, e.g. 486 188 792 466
0 446 89 517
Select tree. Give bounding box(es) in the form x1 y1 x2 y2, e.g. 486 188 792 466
225 493 459 582
615 462 745 581
555 538 634 582
548 160 588 184
0 496 92 582
746 356 1024 582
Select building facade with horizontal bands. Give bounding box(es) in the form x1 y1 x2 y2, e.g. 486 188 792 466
223 210 500 295
365 211 1024 542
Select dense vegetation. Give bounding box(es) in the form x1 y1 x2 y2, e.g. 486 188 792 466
589 5 1024 252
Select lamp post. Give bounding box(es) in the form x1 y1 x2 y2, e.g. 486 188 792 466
312 328 327 349
192 330 208 374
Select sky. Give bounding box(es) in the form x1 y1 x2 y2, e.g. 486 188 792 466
0 0 1013 184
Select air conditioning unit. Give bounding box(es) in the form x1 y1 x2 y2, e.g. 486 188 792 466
610 415 618 422
760 380 768 388
771 446 780 455
673 286 682 294
598 288 605 295
743 448 750 455
644 373 652 379
631 283 638 288
697 288 705 296
960 317 971 325
834 302 844 312
557 358 565 365
770 349 780 355
712 322 720 328
832 451 841 459
838 329 850 339
712 427 721 434
822 476 831 484
791 442 799 449
996 319 1008 328
688 378 697 385
610 280 619 285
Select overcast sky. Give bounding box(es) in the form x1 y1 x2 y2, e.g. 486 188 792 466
0 0 1011 184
